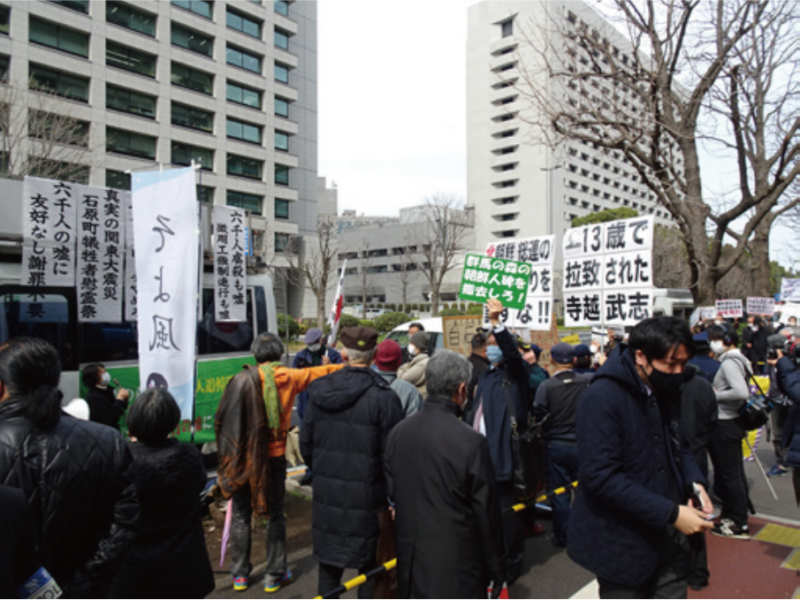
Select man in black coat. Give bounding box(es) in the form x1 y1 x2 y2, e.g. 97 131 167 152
385 349 506 599
742 315 771 374
301 327 403 599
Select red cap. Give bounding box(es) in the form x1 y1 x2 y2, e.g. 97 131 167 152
375 339 402 372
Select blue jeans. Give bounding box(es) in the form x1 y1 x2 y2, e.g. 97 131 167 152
545 443 578 545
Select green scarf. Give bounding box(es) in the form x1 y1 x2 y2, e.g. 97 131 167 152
259 362 284 430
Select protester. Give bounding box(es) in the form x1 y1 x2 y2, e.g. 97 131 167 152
293 328 343 486
471 299 534 583
398 330 431 399
532 342 591 547
467 330 491 406
572 344 596 374
568 317 713 599
680 364 718 591
215 332 342 593
300 327 403 599
765 360 791 478
0 484 44 599
385 349 506 599
0 337 139 598
82 363 131 430
690 330 721 383
374 338 423 417
521 341 550 390
110 389 214 599
742 315 771 374
768 349 800 476
708 329 752 539
401 322 425 364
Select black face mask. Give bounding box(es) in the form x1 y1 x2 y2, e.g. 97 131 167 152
646 363 684 402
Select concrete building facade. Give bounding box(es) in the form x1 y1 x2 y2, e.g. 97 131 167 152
0 0 318 316
467 0 675 254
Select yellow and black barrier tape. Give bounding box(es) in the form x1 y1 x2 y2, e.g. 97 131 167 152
314 482 578 599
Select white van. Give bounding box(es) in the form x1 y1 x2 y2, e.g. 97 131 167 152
386 317 445 354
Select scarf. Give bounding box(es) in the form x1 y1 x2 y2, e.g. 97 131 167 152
259 362 284 430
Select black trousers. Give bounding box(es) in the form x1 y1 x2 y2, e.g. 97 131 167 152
496 480 525 584
708 418 749 527
317 561 375 599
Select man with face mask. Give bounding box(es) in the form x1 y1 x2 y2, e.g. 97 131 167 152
742 315 771 374
81 363 130 430
568 317 714 599
385 349 506 599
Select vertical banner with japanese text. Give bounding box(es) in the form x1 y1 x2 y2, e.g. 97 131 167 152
124 193 137 322
484 235 555 330
76 187 127 322
132 167 199 422
21 177 78 289
212 206 246 322
562 216 654 327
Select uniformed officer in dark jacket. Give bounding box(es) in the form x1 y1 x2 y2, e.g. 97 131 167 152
385 349 506 599
568 317 713 599
301 327 403 599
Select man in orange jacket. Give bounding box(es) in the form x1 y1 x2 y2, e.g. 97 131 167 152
215 332 342 594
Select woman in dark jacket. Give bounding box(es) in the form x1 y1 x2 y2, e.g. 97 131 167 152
0 337 139 598
110 388 215 599
82 362 130 430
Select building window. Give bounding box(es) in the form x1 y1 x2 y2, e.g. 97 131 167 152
172 23 213 57
172 103 214 133
275 97 290 118
275 28 289 50
500 18 513 38
29 159 89 183
29 110 90 146
227 8 261 38
274 1 289 16
0 7 8 36
275 131 289 151
227 45 262 74
106 169 131 190
107 42 156 78
171 141 213 170
274 198 289 219
49 1 89 14
226 81 261 109
107 85 156 119
227 154 262 179
227 190 263 213
367 265 388 274
197 185 213 203
29 64 89 103
275 164 290 185
0 55 8 81
275 62 290 84
274 232 291 253
226 118 261 144
171 0 213 19
107 127 156 159
106 2 156 37
171 62 213 95
29 17 89 58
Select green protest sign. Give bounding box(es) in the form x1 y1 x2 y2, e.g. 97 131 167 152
458 253 532 310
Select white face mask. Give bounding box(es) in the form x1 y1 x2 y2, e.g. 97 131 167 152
407 343 418 357
714 320 723 326
710 341 725 355
752 325 759 332
101 372 111 385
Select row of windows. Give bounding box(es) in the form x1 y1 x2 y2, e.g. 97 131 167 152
26 14 294 81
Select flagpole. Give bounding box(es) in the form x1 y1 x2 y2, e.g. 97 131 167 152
328 259 347 346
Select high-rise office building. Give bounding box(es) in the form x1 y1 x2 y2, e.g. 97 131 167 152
467 0 674 253
0 0 317 314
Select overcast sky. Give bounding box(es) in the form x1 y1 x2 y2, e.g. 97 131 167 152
316 0 795 267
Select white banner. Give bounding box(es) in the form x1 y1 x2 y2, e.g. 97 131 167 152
124 192 137 322
715 299 743 319
746 297 774 316
76 187 126 322
484 234 555 330
132 167 199 422
562 216 655 327
212 206 247 322
21 177 78 288
780 279 800 302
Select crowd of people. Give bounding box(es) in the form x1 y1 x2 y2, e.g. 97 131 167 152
2 303 800 599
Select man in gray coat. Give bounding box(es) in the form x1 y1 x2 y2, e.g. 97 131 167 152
374 339 423 417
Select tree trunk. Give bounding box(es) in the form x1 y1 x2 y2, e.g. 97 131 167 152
750 215 773 297
317 294 326 330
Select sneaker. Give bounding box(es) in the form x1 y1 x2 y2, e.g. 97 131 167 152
232 576 248 592
767 464 789 477
265 570 294 593
711 519 750 540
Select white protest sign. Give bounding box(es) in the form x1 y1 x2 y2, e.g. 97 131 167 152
715 299 743 319
21 177 78 288
484 235 555 330
781 279 800 302
132 167 199 422
212 206 247 323
562 216 655 327
746 297 774 316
